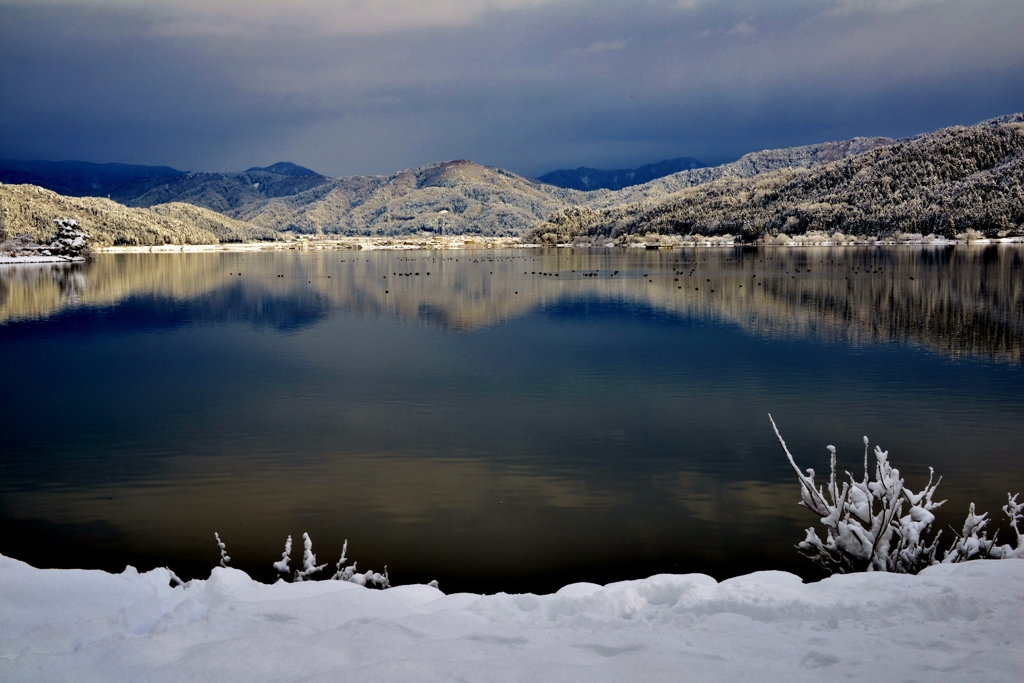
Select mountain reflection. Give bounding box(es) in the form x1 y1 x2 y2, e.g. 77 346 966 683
1 245 1022 361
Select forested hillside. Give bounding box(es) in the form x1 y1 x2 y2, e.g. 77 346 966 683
528 118 1024 243
231 139 897 237
0 184 277 246
241 160 580 237
0 135 900 239
110 165 332 213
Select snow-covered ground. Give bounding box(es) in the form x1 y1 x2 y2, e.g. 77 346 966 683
1 554 1021 682
0 255 85 264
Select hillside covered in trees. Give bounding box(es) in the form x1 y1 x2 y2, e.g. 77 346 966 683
0 184 277 247
240 160 584 237
528 116 1024 244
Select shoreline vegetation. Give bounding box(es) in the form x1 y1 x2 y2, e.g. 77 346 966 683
8 229 1021 262
74 228 1024 258
94 231 1024 253
1 232 1021 263
1 115 1021 253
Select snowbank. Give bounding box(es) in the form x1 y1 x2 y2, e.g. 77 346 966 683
1 554 1021 682
0 255 85 265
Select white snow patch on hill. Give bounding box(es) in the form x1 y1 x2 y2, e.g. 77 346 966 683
1 554 1021 682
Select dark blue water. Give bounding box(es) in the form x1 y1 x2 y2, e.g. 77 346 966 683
1 246 1022 592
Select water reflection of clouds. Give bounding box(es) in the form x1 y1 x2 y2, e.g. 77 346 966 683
657 472 808 525
4 447 823 587
4 453 627 532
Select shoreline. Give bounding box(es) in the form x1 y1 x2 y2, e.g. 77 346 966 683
3 233 1018 260
90 233 1024 254
0 255 87 265
97 235 531 253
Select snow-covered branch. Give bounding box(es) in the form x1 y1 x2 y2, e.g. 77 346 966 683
294 532 327 582
251 534 391 588
770 415 1021 574
273 535 292 576
330 538 389 588
1003 493 1024 552
214 532 230 568
945 493 1024 562
332 539 354 581
166 568 185 587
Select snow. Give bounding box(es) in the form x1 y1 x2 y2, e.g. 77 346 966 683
1 554 1021 682
0 255 85 265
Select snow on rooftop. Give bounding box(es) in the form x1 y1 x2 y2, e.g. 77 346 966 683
1 553 1021 682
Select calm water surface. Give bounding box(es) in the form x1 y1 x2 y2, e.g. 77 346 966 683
1 245 1022 592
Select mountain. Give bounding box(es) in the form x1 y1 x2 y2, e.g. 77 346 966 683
528 116 1024 243
0 138 908 239
115 140 888 237
0 160 184 196
537 157 707 191
5 114 1021 243
0 160 331 216
0 183 278 247
106 168 332 214
0 137 908 240
246 162 320 177
240 160 580 237
200 142 886 237
584 137 896 209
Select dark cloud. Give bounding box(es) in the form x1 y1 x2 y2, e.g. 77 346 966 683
1 0 1021 177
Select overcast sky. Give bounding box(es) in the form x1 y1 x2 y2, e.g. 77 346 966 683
1 0 1022 178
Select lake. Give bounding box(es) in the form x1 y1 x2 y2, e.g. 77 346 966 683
1 245 1022 593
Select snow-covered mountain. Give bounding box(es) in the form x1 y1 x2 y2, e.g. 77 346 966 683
0 138 903 240
530 116 1024 243
0 183 278 247
3 114 1021 241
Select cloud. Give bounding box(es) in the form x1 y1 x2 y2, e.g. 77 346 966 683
824 0 947 15
583 39 627 53
22 0 564 36
1 0 1021 177
726 18 756 36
